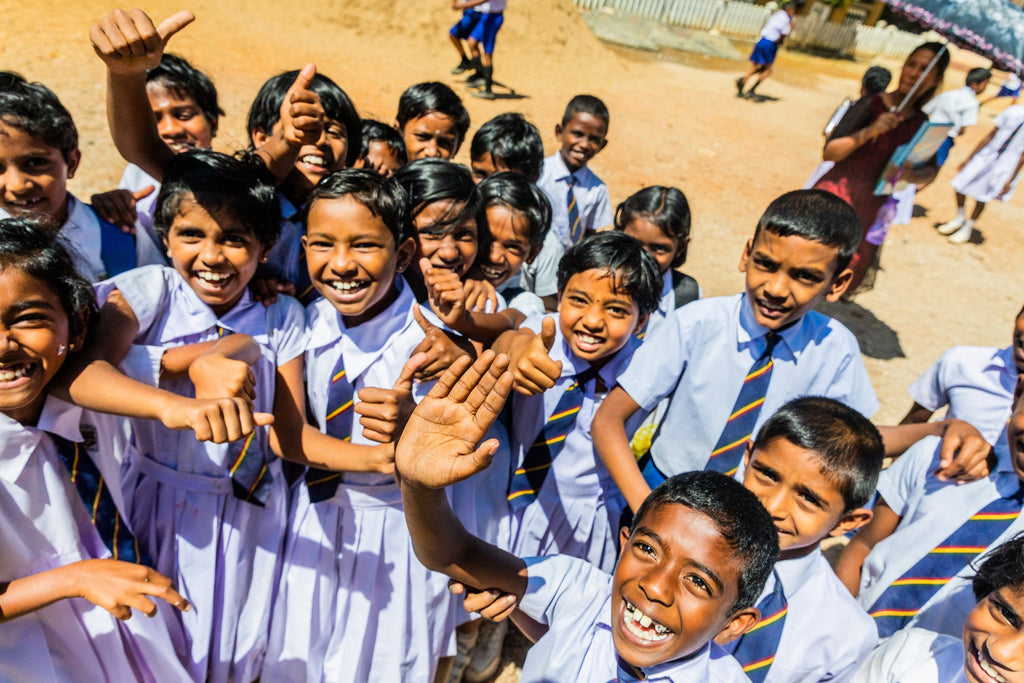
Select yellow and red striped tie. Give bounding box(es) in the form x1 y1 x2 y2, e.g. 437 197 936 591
305 352 354 502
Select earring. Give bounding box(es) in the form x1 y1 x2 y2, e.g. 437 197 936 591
68 343 76 352
57 344 66 356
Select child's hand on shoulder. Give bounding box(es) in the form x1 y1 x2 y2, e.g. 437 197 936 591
463 278 500 313
411 305 474 381
279 64 325 149
507 316 562 396
67 559 189 620
355 353 426 443
421 258 469 328
935 418 994 484
90 9 194 75
91 186 154 233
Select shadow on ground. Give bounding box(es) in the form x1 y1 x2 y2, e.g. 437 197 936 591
817 299 905 360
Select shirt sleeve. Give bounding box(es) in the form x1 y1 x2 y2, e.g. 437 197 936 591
95 265 172 340
588 184 613 231
616 309 690 411
906 352 951 412
821 334 879 418
268 295 309 366
875 436 939 517
518 555 610 627
520 232 563 298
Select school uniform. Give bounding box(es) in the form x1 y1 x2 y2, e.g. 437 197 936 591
749 9 792 66
118 163 169 267
263 277 454 683
857 435 1022 619
60 194 140 283
95 265 306 683
264 193 305 290
518 554 749 682
851 628 966 683
907 345 1015 445
642 269 702 341
952 104 1024 203
619 294 877 477
509 314 646 572
497 274 545 317
0 396 191 683
720 551 877 682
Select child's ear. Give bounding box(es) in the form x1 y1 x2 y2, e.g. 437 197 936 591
737 238 754 272
619 525 631 550
251 127 271 148
597 137 609 153
742 441 754 470
631 313 649 335
260 240 275 263
554 123 564 140
823 266 854 303
66 149 82 180
395 237 417 273
829 508 873 537
712 606 761 646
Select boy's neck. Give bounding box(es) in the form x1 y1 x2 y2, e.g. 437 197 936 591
559 150 587 175
778 541 822 562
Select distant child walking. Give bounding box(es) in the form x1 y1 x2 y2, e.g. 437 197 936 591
735 1 804 99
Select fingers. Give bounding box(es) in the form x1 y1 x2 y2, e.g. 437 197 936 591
290 62 317 92
449 350 496 404
413 304 437 333
156 10 196 41
540 316 557 352
427 354 474 400
133 185 156 201
394 352 428 392
465 353 510 413
253 412 275 427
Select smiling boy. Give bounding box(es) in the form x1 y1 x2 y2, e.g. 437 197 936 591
394 351 779 682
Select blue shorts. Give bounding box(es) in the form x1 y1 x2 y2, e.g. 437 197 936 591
749 37 779 66
469 12 504 54
935 136 954 167
450 9 483 40
997 84 1022 98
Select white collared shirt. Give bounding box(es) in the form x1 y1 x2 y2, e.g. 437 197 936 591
536 152 613 250
760 9 793 42
118 163 167 268
923 85 981 137
851 628 966 683
60 194 107 282
618 294 878 475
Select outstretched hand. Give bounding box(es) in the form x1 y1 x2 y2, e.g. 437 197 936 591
395 351 512 489
90 9 195 75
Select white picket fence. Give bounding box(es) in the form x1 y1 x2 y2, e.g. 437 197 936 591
575 0 925 60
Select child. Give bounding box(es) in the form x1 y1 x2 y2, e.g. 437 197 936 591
0 217 191 682
495 231 661 573
394 82 470 161
723 397 881 682
450 1 506 100
0 71 136 281
835 378 1024 639
852 533 1024 682
353 118 407 177
592 189 877 514
735 0 804 99
523 95 612 309
394 353 779 682
263 169 455 683
469 112 544 183
981 70 1021 106
936 101 1024 244
923 67 991 168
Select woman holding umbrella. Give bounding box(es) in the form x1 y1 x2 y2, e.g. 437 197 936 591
813 42 950 292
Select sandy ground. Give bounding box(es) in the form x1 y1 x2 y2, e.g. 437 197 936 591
6 1 1024 679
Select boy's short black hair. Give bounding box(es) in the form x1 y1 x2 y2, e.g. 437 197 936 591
631 471 779 614
0 216 95 340
154 150 280 245
614 186 692 268
0 71 77 162
396 82 470 152
246 70 362 167
393 158 480 238
753 397 884 512
305 168 409 243
972 534 1024 601
753 189 862 273
861 66 892 96
556 232 661 317
147 53 224 128
561 94 610 129
359 119 408 166
966 67 993 87
475 172 551 249
470 113 544 181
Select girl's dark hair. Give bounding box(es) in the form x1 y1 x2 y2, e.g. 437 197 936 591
246 70 361 166
395 82 470 154
470 113 544 182
0 217 95 340
556 231 661 317
154 150 281 245
359 119 407 166
305 168 409 243
614 186 692 268
475 172 551 249
146 53 224 129
972 534 1024 601
392 159 480 238
0 71 77 162
908 41 951 107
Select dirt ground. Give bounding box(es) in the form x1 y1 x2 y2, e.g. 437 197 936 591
5 1 1024 679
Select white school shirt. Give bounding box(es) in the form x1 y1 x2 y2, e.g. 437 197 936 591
519 228 564 298
476 0 506 12
537 152 613 251
857 435 1022 611
60 194 107 282
618 294 878 476
760 9 793 42
907 345 1015 446
851 628 966 683
497 274 546 317
923 86 981 138
721 551 877 683
0 396 190 683
118 163 167 268
643 270 704 342
518 554 749 682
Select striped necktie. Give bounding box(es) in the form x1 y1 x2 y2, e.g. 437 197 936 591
507 367 597 510
707 332 780 476
566 174 583 244
49 431 151 565
730 570 787 682
305 352 355 503
869 480 1024 637
216 326 274 505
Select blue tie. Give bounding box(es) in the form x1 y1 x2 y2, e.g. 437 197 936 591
707 332 780 476
730 570 788 682
305 352 355 503
566 174 583 244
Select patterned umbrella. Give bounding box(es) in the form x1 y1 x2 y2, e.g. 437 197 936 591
885 0 1024 75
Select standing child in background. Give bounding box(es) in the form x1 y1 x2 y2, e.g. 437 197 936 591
353 119 407 177
981 70 1022 106
451 1 506 100
735 0 804 99
923 67 991 169
469 112 544 183
394 82 470 161
524 95 612 311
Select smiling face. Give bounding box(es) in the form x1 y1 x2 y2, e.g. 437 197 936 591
472 204 534 287
0 267 73 425
164 196 266 316
303 195 414 325
146 82 216 154
411 199 478 278
897 48 940 97
962 585 1024 683
0 123 78 227
622 217 685 276
356 140 404 178
555 112 608 173
613 503 753 669
739 229 850 331
254 118 348 204
401 112 460 161
558 268 642 365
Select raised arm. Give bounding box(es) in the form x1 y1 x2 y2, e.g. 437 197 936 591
592 386 650 512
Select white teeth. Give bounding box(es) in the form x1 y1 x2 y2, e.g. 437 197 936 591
331 280 365 292
577 334 601 345
197 271 230 283
302 154 326 166
978 647 1008 682
0 364 31 381
623 601 671 642
480 264 504 279
639 614 652 628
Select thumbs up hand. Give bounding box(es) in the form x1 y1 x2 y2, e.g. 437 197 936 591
91 9 195 74
504 316 562 396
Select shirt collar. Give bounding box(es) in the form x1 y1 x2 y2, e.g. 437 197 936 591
991 346 1018 389
549 152 591 185
63 194 97 232
278 192 301 222
158 275 266 343
546 314 639 385
773 549 822 595
0 395 82 484
736 293 806 360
